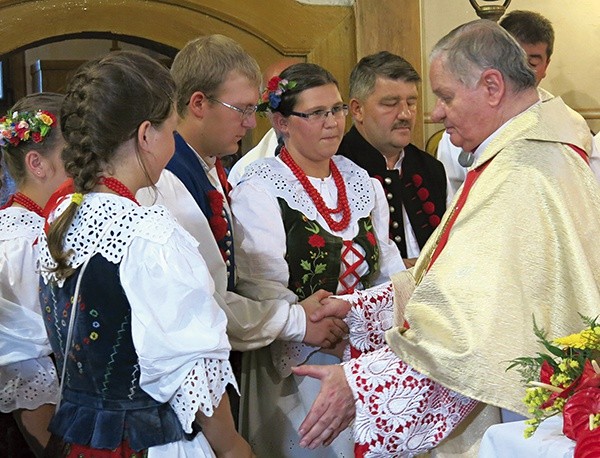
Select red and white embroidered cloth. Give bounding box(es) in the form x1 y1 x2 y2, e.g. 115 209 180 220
342 284 477 457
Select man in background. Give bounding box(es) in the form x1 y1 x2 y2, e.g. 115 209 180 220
338 51 451 268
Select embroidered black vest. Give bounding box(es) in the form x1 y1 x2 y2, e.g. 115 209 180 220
278 199 379 300
40 255 184 451
337 126 447 258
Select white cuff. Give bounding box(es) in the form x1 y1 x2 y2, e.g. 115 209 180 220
277 302 306 342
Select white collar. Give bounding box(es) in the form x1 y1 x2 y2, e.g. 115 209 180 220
387 149 406 171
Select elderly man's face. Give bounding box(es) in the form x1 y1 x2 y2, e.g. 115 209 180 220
429 58 490 153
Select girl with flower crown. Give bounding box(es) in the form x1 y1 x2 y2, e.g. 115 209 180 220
40 51 253 458
231 63 405 457
0 92 66 456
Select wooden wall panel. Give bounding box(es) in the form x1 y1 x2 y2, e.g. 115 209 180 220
354 0 425 148
0 0 355 145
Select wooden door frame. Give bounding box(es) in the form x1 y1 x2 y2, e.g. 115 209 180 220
0 0 356 144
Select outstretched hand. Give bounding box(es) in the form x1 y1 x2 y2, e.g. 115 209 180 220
292 364 355 449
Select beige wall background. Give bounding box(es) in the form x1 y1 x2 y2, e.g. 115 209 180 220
422 0 600 140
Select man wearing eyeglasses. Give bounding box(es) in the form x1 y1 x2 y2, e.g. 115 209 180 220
137 34 346 426
337 51 452 269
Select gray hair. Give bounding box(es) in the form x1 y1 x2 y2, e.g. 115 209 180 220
349 51 420 101
430 19 536 92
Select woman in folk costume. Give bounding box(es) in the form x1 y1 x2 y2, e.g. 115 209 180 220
0 93 65 456
231 63 405 457
40 51 253 458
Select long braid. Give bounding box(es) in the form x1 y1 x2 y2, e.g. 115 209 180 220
46 51 175 280
47 72 103 278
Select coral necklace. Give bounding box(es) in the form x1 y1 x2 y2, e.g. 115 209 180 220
0 192 44 217
279 146 351 232
98 177 139 205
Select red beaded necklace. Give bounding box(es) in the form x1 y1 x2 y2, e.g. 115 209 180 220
0 192 44 217
98 177 139 205
279 146 351 232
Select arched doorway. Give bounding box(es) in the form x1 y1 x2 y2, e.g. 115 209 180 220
0 0 356 143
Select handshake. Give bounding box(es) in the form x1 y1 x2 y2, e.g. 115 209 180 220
300 289 351 350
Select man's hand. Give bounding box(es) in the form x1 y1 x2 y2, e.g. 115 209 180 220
292 364 355 449
309 296 352 323
300 290 348 348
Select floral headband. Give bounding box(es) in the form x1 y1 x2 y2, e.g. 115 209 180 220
256 76 297 113
0 110 57 148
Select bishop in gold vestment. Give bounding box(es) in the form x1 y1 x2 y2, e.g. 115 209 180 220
294 20 600 458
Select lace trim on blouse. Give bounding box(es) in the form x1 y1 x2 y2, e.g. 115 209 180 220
243 155 376 222
343 346 477 457
169 358 237 433
39 193 197 286
0 208 43 241
345 282 395 354
0 356 59 412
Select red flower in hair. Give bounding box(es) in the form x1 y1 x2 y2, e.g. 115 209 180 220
32 132 43 143
16 125 29 140
417 188 430 201
267 76 282 91
412 174 423 187
42 110 57 124
422 202 435 215
308 234 326 248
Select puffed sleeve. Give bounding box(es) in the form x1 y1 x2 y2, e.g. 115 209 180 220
120 229 235 432
231 178 307 341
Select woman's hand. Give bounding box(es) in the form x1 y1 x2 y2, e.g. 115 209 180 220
292 364 355 449
310 296 352 322
300 290 348 348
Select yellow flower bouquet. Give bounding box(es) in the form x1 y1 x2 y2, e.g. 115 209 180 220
508 316 600 458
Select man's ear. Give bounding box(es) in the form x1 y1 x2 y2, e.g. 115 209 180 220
480 69 505 107
187 91 208 118
349 98 363 123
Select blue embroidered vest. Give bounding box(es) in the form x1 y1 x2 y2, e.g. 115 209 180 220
40 255 184 451
166 133 235 290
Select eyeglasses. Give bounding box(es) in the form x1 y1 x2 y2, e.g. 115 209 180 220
208 97 258 120
289 104 349 123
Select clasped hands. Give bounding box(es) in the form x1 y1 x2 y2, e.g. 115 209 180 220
300 289 351 349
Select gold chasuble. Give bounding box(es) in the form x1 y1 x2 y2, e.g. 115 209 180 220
386 95 600 453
